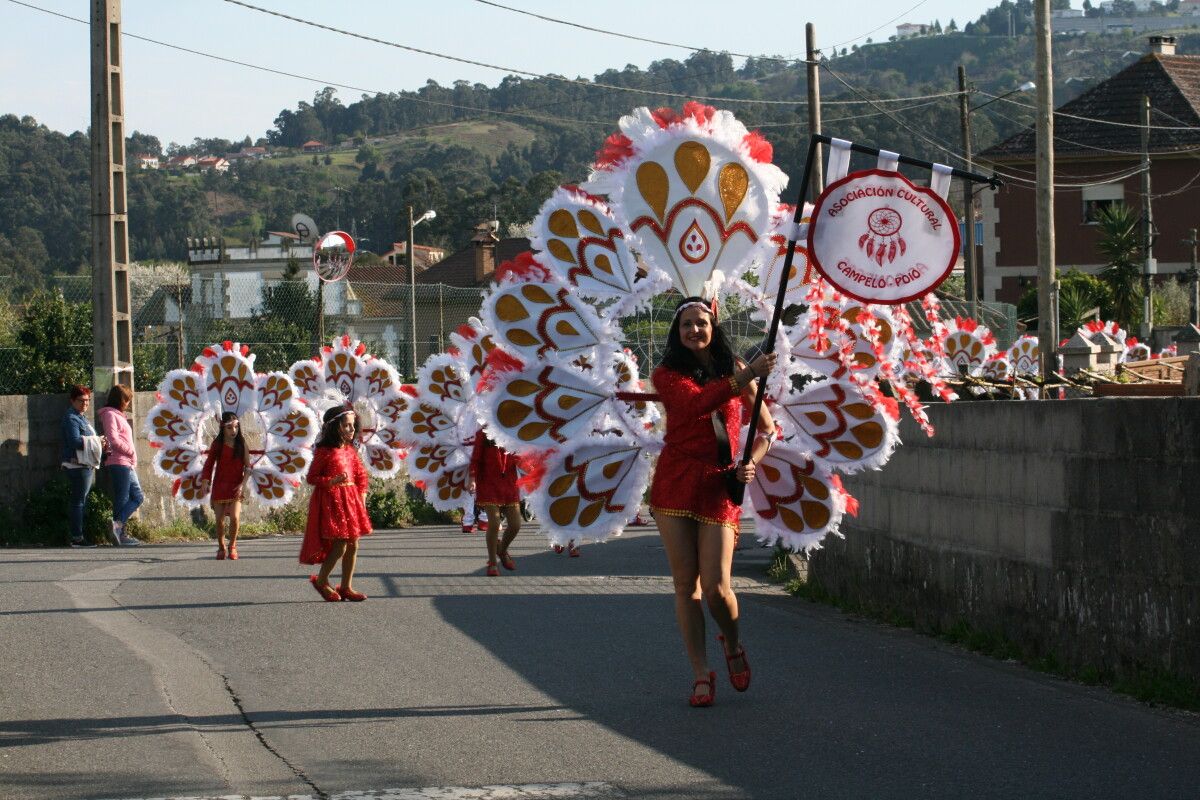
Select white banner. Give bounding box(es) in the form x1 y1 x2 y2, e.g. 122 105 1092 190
806 169 960 305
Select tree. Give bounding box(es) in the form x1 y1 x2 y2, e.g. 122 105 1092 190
11 290 92 393
1094 204 1143 328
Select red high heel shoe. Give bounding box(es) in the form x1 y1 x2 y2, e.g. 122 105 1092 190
228 544 238 560
485 561 499 577
568 542 581 558
717 634 751 692
309 575 341 602
552 544 564 554
689 671 716 707
338 585 367 601
497 549 516 571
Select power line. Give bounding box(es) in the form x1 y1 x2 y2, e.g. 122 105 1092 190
5 0 611 128
472 0 808 64
822 0 933 52
221 0 813 107
981 90 1200 131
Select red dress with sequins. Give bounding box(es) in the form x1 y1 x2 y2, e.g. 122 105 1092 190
470 431 520 507
200 441 247 504
648 365 746 528
299 444 373 564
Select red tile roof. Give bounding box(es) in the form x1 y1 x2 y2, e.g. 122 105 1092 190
415 237 531 288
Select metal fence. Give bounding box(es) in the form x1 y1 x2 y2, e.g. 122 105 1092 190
0 274 1019 395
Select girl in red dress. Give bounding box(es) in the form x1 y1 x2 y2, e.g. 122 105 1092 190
299 405 373 601
468 431 522 577
650 296 776 707
200 412 250 560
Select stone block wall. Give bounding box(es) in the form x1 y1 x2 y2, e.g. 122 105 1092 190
0 392 284 528
812 398 1200 684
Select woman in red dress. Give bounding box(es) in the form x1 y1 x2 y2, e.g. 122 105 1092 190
468 431 522 577
199 412 249 560
299 405 373 601
650 296 776 707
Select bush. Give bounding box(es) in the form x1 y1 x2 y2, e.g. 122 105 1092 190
7 474 113 547
366 484 411 529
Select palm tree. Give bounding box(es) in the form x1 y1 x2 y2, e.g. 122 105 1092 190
1093 203 1142 328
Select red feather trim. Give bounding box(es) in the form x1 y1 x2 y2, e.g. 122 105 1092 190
562 184 608 205
399 384 418 397
455 323 478 341
477 348 525 393
595 132 634 170
222 340 234 351
515 452 549 492
496 251 550 282
830 474 859 517
201 347 216 358
413 479 427 490
742 131 773 163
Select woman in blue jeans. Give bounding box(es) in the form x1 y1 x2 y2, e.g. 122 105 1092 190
99 384 142 546
61 385 102 548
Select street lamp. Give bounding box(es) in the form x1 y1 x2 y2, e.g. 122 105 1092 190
408 207 436 377
959 67 1036 315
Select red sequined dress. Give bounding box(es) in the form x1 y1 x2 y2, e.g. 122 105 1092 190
470 431 520 507
200 441 247 505
299 444 373 564
648 365 746 528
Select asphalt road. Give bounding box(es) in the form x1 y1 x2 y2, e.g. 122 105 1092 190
3 524 1199 800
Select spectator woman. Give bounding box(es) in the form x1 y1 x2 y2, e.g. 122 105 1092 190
61 385 103 548
99 384 142 546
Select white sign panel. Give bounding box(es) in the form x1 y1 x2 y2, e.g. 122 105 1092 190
807 169 960 305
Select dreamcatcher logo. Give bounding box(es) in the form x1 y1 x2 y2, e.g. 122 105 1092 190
807 169 960 305
859 208 905 265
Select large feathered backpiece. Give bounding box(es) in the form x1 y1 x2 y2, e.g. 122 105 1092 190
144 341 319 508
477 104 955 551
288 335 413 478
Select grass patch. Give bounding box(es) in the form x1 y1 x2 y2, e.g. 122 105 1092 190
125 516 211 544
774 561 1200 711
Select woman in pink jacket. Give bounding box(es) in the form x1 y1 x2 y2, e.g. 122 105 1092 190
99 385 142 546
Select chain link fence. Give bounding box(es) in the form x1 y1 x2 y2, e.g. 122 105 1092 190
0 273 1018 395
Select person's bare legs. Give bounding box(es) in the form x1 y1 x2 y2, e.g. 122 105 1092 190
657 514 709 698
226 500 241 552
698 522 745 673
317 539 346 586
498 505 522 556
483 504 502 564
340 539 359 590
212 502 227 554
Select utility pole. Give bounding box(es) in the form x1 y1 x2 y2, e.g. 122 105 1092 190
1034 0 1058 387
1185 228 1199 326
1141 94 1155 340
959 65 978 315
408 206 417 378
90 0 135 401
806 23 824 195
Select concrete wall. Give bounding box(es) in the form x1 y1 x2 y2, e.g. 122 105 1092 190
813 398 1200 684
0 392 288 528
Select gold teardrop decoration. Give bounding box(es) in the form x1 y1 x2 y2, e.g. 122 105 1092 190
852 421 884 448
801 500 832 529
557 394 580 410
548 209 579 239
505 329 540 348
593 254 614 275
549 475 575 497
519 421 552 441
521 284 554 304
495 295 530 322
555 319 580 337
602 460 621 479
547 239 576 265
550 494 580 525
579 501 603 527
718 163 749 223
832 441 865 460
637 162 669 222
497 400 532 426
508 380 540 397
675 141 711 194
578 210 604 235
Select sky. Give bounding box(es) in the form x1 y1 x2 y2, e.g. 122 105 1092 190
1 0 1002 146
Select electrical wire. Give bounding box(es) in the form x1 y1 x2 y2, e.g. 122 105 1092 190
979 90 1200 132
221 0 814 107
5 0 614 128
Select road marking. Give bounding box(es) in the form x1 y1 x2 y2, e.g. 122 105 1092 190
102 781 626 799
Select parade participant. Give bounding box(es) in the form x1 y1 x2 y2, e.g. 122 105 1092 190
62 385 103 548
99 384 143 546
300 405 372 601
199 412 250 560
650 296 776 708
468 430 522 577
